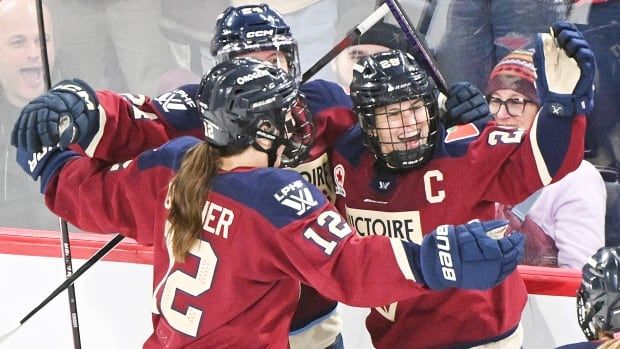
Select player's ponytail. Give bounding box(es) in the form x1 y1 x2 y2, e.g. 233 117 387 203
168 141 221 261
598 339 620 349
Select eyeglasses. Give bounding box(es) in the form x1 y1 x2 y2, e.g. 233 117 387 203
488 97 537 117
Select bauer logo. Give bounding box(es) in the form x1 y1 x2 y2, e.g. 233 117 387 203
274 180 318 216
436 225 456 281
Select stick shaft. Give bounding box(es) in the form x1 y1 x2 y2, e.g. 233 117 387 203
301 3 390 84
20 234 125 325
385 0 449 94
35 1 82 347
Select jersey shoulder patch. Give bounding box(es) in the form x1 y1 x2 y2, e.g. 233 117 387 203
213 168 328 228
444 123 480 143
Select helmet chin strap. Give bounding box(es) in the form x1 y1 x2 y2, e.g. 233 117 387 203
253 129 284 167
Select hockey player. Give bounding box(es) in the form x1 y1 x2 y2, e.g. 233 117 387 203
210 7 494 347
556 247 620 349
13 4 493 348
328 22 594 348
12 58 524 348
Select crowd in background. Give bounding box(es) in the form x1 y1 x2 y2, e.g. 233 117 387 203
0 0 618 268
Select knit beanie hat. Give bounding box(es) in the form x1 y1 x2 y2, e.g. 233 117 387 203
486 50 539 105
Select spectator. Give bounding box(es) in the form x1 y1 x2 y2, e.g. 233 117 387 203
332 22 414 90
555 246 620 349
0 0 58 229
571 0 620 247
159 0 229 76
434 0 566 90
46 0 176 96
489 50 606 269
232 0 339 81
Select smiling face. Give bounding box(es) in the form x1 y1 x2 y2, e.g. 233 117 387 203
0 0 55 108
490 89 539 130
373 98 430 155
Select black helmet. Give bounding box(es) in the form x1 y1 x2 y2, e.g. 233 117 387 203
210 4 301 81
577 246 620 340
350 50 439 169
196 57 314 167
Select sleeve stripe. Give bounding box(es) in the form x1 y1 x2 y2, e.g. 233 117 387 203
530 112 552 185
389 238 416 282
84 105 108 157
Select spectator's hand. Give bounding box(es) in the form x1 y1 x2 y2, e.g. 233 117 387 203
443 81 492 127
11 79 99 153
534 21 595 117
420 219 525 290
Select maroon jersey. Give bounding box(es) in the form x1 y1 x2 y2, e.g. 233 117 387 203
330 113 586 348
44 136 433 348
66 80 356 339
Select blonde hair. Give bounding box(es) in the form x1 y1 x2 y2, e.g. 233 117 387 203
167 142 221 261
599 339 620 349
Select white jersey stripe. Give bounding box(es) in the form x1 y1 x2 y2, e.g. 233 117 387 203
389 238 416 282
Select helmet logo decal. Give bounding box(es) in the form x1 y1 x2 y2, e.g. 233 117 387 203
251 96 276 109
240 6 264 15
246 30 274 38
236 69 270 85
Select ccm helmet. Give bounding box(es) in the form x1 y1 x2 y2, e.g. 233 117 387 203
577 246 620 340
211 4 301 81
350 50 439 169
196 57 314 167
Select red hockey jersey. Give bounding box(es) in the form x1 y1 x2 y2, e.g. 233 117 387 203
45 136 431 348
62 80 356 343
330 113 586 348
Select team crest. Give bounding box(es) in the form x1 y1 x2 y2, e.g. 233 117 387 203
273 180 318 216
444 123 480 143
333 164 346 197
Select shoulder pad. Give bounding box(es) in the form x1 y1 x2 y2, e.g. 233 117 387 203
214 168 328 228
138 136 201 171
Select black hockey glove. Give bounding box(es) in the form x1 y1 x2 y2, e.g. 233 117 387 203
11 79 99 153
443 81 492 128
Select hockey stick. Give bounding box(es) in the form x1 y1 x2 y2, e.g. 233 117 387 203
34 1 82 348
385 0 449 95
0 234 125 344
301 2 391 84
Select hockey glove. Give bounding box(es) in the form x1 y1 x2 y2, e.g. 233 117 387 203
11 79 100 153
16 147 78 192
420 219 525 291
443 81 492 127
534 22 595 118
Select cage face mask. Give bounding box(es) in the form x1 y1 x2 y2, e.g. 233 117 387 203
350 50 439 169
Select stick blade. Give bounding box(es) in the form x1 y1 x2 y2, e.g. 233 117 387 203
0 322 21 344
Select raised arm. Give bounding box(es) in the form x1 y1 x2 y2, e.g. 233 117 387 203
11 79 204 163
473 23 594 204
